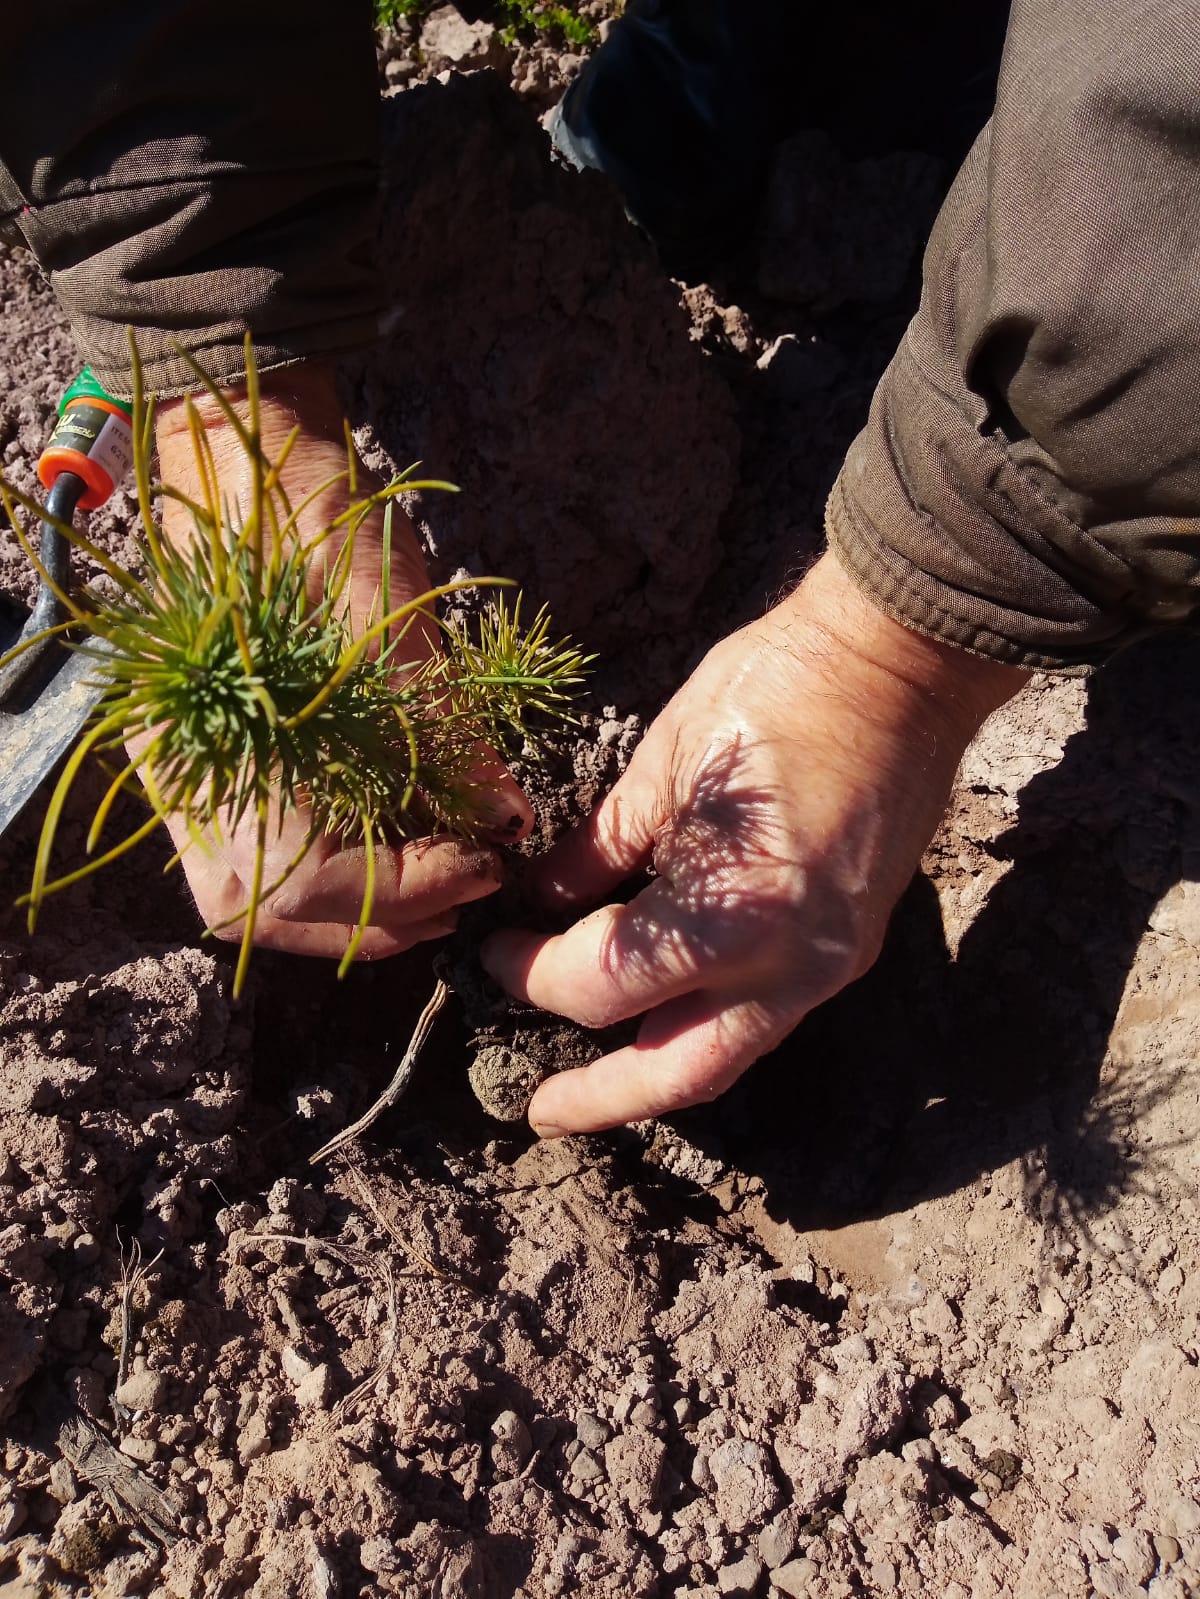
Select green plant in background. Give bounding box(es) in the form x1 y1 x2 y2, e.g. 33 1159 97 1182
374 0 425 25
373 0 598 49
0 340 590 996
495 0 595 47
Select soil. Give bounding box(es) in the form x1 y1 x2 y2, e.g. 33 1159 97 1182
2 19 1200 1599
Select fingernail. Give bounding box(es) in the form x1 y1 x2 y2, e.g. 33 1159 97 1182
531 1120 567 1140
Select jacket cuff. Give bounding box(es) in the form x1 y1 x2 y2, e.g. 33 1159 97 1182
826 333 1147 674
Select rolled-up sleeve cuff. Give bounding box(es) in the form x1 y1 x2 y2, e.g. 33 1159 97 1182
825 334 1147 674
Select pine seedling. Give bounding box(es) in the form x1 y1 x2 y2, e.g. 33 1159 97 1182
0 339 590 995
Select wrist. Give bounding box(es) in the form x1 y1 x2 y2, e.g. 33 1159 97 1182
777 553 1025 749
155 359 350 461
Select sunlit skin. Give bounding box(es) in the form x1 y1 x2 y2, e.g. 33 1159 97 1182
482 556 1024 1135
153 363 534 964
159 373 1023 1133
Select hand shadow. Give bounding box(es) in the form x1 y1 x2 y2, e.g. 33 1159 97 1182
666 629 1200 1234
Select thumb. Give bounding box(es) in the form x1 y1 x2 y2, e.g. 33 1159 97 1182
528 735 669 908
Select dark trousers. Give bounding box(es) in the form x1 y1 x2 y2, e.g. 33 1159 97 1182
554 0 1012 270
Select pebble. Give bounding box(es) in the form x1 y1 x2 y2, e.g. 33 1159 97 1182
901 1438 937 1465
1112 1530 1157 1587
491 1410 533 1475
119 1435 159 1465
47 1459 78 1503
115 1368 169 1413
1155 1535 1182 1567
771 1558 819 1597
0 1493 26 1540
757 1513 798 1571
238 1414 272 1464
296 1365 332 1409
569 1449 605 1483
574 1411 610 1450
717 1552 764 1595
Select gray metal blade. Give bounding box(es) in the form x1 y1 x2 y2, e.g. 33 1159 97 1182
0 641 114 838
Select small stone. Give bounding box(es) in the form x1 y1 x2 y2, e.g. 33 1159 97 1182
717 1552 764 1595
360 1537 403 1576
1155 1535 1182 1567
420 4 509 71
238 1414 272 1464
569 1449 605 1483
115 1368 169 1413
119 1435 159 1465
0 1493 26 1540
295 1365 332 1409
707 1439 780 1534
48 1459 78 1503
574 1411 610 1450
757 1511 799 1571
491 1410 533 1475
1112 1531 1157 1587
281 1346 315 1385
901 1439 937 1465
772 1558 819 1597
629 1400 659 1429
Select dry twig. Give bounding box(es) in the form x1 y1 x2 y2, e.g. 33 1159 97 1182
308 978 448 1164
112 1236 164 1430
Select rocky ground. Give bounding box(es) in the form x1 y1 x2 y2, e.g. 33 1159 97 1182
1 10 1199 1599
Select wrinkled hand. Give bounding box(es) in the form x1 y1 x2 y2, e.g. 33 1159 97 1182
152 362 531 962
483 554 1023 1135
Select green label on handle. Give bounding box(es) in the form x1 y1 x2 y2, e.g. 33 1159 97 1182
59 367 134 418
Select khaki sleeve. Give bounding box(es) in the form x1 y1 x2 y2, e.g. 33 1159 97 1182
826 0 1200 669
0 2 381 399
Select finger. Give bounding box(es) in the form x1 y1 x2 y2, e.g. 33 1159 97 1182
526 747 666 909
207 909 458 962
481 878 714 1028
461 747 535 844
526 991 796 1136
261 835 503 925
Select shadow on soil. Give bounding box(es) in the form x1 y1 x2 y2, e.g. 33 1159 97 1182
667 630 1200 1234
241 629 1199 1258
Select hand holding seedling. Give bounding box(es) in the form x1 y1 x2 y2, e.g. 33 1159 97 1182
152 363 533 968
483 553 1024 1135
5 345 589 997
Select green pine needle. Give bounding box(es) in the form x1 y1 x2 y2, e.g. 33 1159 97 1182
0 337 591 995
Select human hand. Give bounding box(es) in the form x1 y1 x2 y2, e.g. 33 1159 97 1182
152 361 532 963
482 553 1023 1134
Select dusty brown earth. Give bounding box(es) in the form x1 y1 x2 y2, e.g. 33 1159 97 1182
2 17 1199 1599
